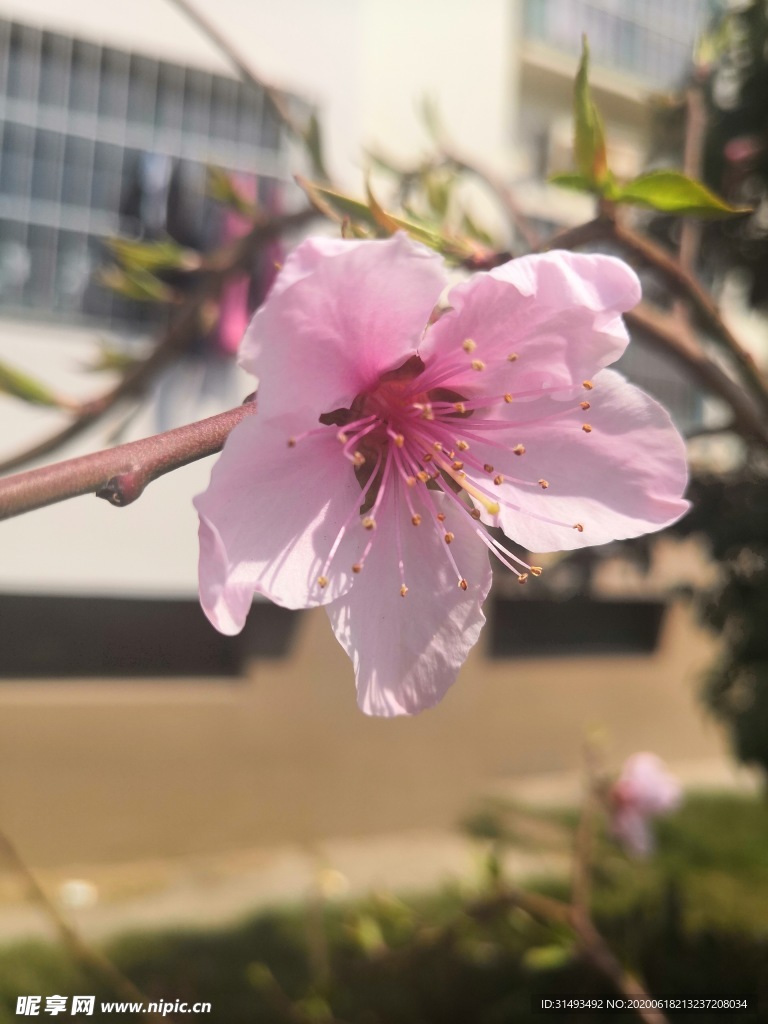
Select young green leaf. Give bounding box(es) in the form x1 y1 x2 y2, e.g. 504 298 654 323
0 359 65 407
573 37 608 186
107 238 201 273
614 170 751 217
548 172 597 194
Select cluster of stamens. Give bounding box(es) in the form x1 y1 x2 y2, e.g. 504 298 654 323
287 341 597 597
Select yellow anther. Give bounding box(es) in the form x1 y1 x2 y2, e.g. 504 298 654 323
454 402 466 414
457 440 469 451
400 584 409 597
287 437 297 448
411 514 422 526
352 451 366 467
462 338 477 353
417 470 429 483
538 479 549 489
423 453 434 463
483 463 494 473
317 576 329 588
437 512 446 522
433 441 443 451
582 424 592 433
469 508 482 520
406 476 417 487
471 359 486 372
352 563 362 573
493 474 504 485
507 353 519 362
513 444 525 456
439 462 500 516
582 380 594 390
503 393 513 403
580 401 591 410
573 522 584 532
421 405 435 420
517 573 529 584
337 431 348 443
530 566 543 576
452 460 464 471
458 578 468 591
362 517 376 530
444 532 455 544
393 433 405 447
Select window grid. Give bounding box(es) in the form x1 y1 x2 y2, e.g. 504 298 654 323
522 0 715 87
0 18 293 327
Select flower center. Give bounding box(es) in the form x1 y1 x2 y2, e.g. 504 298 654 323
292 346 595 596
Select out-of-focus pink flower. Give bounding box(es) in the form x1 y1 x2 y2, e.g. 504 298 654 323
195 234 689 716
609 753 683 857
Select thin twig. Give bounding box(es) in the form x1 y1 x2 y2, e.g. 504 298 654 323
543 215 768 419
165 0 304 141
0 207 314 475
0 830 167 1022
0 400 256 520
679 86 707 274
442 150 542 251
626 303 768 447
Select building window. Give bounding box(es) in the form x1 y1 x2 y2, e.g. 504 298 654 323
522 0 716 87
0 17 295 329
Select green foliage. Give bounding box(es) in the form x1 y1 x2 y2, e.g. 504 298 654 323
0 796 765 1024
98 267 177 305
206 167 259 217
611 170 749 217
554 37 745 219
672 472 768 777
0 360 63 408
302 111 330 183
573 37 608 187
296 177 488 264
106 239 201 274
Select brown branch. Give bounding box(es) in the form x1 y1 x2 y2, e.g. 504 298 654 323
0 400 256 521
543 215 768 419
0 207 315 475
441 150 542 251
626 303 768 447
679 86 707 273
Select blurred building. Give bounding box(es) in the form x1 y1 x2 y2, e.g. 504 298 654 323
0 0 730 872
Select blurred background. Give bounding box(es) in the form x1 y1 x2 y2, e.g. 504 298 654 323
0 0 766 1020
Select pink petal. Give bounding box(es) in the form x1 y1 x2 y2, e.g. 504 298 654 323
620 753 683 815
463 369 689 552
612 807 655 858
240 233 447 422
325 488 493 716
195 413 367 630
421 251 640 392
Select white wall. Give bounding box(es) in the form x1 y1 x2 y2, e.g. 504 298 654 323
0 0 519 595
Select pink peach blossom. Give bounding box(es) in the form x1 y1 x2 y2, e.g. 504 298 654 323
609 753 683 857
195 234 689 716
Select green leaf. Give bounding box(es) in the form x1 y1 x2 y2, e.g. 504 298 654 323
522 943 576 972
207 167 258 217
99 267 177 303
302 110 330 182
573 37 608 185
613 170 751 217
106 238 201 273
548 172 597 194
0 359 63 407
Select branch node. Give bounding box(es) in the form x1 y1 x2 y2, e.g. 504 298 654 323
96 471 147 508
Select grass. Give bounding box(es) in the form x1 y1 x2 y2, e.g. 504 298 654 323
0 793 766 1023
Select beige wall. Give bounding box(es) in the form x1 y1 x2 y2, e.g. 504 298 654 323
0 598 725 870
